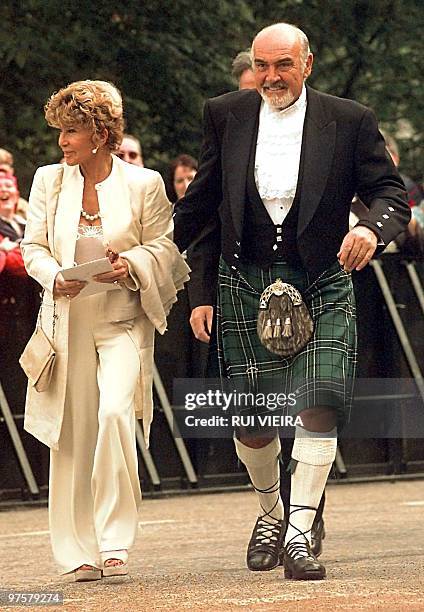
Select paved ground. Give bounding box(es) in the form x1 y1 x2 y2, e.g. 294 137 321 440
1 480 424 611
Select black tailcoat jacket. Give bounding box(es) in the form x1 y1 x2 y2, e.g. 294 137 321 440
173 86 410 307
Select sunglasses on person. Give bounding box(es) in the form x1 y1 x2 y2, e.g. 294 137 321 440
117 151 140 160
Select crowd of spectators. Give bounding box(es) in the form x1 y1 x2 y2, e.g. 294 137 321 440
0 154 39 413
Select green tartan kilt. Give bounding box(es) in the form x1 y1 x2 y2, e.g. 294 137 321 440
216 257 357 428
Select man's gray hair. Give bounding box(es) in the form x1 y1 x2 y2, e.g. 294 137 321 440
232 50 253 81
251 23 311 67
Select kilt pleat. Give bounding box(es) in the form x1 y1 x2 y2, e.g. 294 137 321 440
216 257 357 426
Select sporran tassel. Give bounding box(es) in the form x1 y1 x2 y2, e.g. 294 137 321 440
282 316 292 337
273 317 281 338
263 318 273 339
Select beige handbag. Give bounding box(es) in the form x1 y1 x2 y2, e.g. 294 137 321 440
19 300 57 392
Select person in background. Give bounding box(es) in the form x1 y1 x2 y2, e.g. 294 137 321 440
381 131 423 208
21 79 189 581
155 152 205 402
117 133 144 167
0 173 39 413
0 173 25 255
232 50 256 90
166 154 198 204
0 148 14 175
0 147 29 218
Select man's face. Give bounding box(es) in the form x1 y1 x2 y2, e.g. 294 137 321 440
239 68 256 90
117 137 143 166
252 29 313 109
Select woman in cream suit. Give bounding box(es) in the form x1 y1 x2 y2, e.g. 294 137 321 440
21 80 190 581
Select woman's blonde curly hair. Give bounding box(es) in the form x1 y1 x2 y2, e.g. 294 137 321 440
44 80 124 151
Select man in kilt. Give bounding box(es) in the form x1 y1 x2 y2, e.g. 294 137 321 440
174 23 410 580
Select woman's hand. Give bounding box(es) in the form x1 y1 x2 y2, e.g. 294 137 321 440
93 256 129 283
53 272 87 300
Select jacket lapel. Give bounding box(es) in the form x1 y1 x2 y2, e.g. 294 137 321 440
297 87 336 238
224 90 261 238
54 165 83 267
99 157 135 253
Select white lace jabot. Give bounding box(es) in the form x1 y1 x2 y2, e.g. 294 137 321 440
255 86 307 224
75 224 105 264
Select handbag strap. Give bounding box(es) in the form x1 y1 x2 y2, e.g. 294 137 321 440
37 292 57 342
36 166 64 342
50 165 64 261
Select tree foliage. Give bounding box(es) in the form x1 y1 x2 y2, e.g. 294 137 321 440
0 0 422 195
252 0 423 180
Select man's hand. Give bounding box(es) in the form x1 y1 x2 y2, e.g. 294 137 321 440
53 272 86 300
190 305 214 343
337 225 378 272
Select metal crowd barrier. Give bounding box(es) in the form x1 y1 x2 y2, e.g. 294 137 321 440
1 255 423 497
0 361 198 499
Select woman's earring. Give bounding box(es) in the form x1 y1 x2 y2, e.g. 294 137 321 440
92 147 98 155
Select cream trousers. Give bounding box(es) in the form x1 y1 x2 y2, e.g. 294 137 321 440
49 293 142 574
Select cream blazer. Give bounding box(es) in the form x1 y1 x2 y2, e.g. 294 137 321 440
21 155 190 450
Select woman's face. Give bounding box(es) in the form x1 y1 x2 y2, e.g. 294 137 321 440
173 164 197 200
58 125 97 166
0 176 18 218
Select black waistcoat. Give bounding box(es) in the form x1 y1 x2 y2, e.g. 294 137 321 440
241 119 302 268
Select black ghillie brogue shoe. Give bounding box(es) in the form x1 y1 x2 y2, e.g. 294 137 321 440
284 540 326 580
311 517 325 558
247 515 286 571
283 504 326 580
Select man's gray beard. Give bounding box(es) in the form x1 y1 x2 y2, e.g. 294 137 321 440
260 88 295 110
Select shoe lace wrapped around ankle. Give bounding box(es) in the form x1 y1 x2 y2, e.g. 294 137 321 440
251 477 284 546
253 516 283 547
285 539 313 560
285 504 316 560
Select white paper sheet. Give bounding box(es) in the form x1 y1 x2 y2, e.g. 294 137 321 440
61 258 121 298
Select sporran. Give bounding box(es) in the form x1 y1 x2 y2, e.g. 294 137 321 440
257 278 313 357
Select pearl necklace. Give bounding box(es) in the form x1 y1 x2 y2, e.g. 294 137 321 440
80 209 101 222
